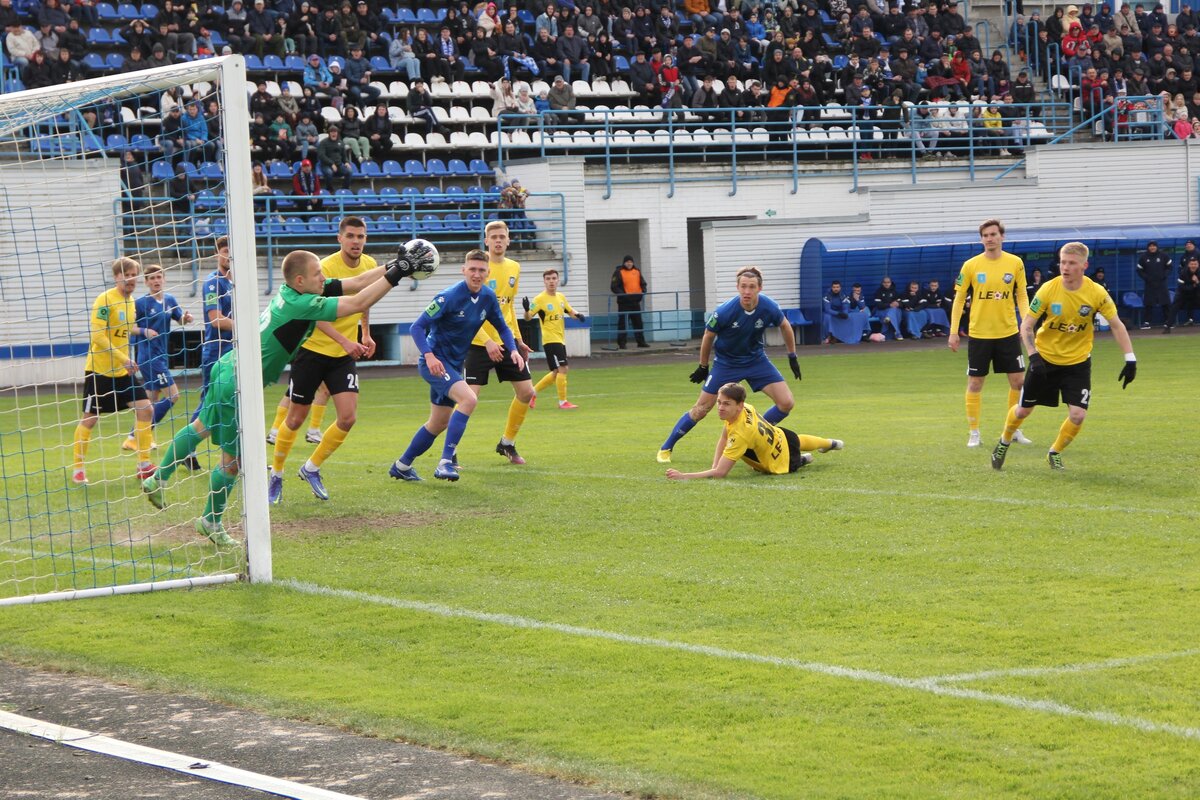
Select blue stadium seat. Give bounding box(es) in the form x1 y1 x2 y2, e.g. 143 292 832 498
244 54 266 72
272 190 295 210
397 213 416 236
420 213 444 234
178 161 198 179
447 158 470 176
111 29 127 45
96 2 118 19
83 52 110 73
116 3 139 20
382 159 404 177
334 187 357 208
421 186 441 205
87 28 112 46
614 55 629 73
425 158 447 177
465 184 485 203
306 215 328 234
151 160 175 181
198 161 223 179
369 56 393 74
404 158 427 177
517 9 534 27
465 211 482 230
468 158 491 177
444 184 466 203
284 217 306 236
416 8 441 23
263 54 285 71
355 187 375 205
398 185 419 206
396 7 417 23
267 159 292 179
359 160 382 179
140 3 158 18
195 189 222 210
375 213 398 233
105 53 125 71
129 133 157 151
442 212 466 233
284 54 306 71
209 30 226 47
105 133 128 151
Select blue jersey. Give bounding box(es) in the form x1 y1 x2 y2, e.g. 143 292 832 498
201 269 234 350
706 293 785 369
133 292 183 363
411 280 516 369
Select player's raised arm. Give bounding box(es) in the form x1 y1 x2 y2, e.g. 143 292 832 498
337 241 437 315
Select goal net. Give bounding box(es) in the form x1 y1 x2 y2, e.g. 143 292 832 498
0 56 271 606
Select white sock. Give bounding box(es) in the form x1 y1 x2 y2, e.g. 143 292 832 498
303 459 317 472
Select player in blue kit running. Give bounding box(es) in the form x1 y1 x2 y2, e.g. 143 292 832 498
389 249 525 483
124 263 194 454
657 267 803 463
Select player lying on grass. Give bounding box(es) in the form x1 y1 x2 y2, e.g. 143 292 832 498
142 242 435 545
991 241 1136 472
389 249 524 483
665 383 843 480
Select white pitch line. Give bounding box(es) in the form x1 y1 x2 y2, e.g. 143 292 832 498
925 649 1200 684
280 579 1200 743
0 709 366 800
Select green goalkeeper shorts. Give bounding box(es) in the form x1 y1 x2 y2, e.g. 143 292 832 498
199 353 241 458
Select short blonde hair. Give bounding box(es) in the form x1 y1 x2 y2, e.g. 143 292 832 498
282 250 319 284
484 219 509 237
111 257 140 276
1060 241 1090 260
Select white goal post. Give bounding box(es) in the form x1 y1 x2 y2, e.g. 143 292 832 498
0 55 271 606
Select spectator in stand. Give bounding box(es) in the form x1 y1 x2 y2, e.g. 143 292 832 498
677 33 705 98
589 31 614 80
169 163 195 231
899 280 929 340
548 74 585 129
288 1 319 59
531 27 561 78
295 113 319 162
411 27 440 82
145 42 174 70
315 5 342 58
250 110 275 159
630 49 659 106
34 22 58 59
338 105 370 164
490 76 518 118
316 125 352 190
251 161 272 195
250 81 277 119
556 24 590 82
298 86 323 130
269 112 295 162
121 18 156 57
718 74 750 125
684 0 718 32
364 103 393 163
51 45 84 82
221 1 247 53
181 101 214 164
389 27 420 81
22 49 56 89
5 22 40 69
611 255 649 349
336 0 364 53
246 0 282 57
343 44 381 107
120 151 148 223
303 54 342 107
535 2 558 40
159 106 185 163
469 26 504 82
276 85 300 127
122 44 150 74
353 0 381 56
59 16 87 59
407 77 449 136
291 158 322 212
516 83 539 124
691 74 722 121
436 25 467 82
1166 253 1200 329
872 276 903 339
1137 240 1173 328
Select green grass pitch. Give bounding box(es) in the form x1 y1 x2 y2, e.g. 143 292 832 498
2 335 1199 798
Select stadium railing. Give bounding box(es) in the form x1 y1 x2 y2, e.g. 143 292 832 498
586 290 697 348
116 190 569 292
495 102 1091 197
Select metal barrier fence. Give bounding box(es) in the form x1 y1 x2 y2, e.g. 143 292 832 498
116 190 568 293
586 290 698 348
496 102 1105 197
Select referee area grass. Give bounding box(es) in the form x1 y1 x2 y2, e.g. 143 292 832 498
2 334 1199 798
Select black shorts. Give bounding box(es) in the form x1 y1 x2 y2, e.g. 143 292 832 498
967 333 1025 377
1021 357 1091 409
464 343 532 385
543 342 568 370
783 427 806 473
82 372 147 414
287 349 358 405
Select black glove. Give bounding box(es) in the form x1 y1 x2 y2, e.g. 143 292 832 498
689 364 709 384
836 311 849 319
384 240 435 284
1118 359 1137 389
788 354 801 380
575 313 586 323
522 296 531 313
1027 352 1046 377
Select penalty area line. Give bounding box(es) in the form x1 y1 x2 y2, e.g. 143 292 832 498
923 649 1200 684
280 579 1200 743
0 709 366 800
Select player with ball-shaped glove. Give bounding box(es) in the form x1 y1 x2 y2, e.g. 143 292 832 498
384 239 440 285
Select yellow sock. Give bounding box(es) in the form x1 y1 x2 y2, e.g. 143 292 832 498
310 423 349 468
309 403 327 430
556 372 568 402
1007 387 1022 413
272 423 299 472
73 424 92 469
1051 418 1082 453
503 396 530 441
797 434 832 452
534 372 556 393
270 403 288 432
965 390 982 431
1001 405 1024 442
134 415 153 463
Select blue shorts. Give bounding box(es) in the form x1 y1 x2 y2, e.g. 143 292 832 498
418 358 465 408
702 358 785 395
138 356 174 391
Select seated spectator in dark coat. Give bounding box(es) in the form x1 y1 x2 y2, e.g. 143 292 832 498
629 50 659 105
547 74 585 127
364 103 393 163
316 125 352 190
407 77 449 135
690 74 722 121
22 50 57 89
292 158 322 212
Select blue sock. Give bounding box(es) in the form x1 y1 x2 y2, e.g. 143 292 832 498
398 425 438 466
662 412 698 450
152 396 176 425
441 410 470 462
763 405 787 425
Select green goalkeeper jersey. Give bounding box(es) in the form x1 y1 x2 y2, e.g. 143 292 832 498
257 279 344 385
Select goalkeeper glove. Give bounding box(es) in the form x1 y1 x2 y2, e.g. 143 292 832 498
576 313 586 323
689 364 709 384
522 296 531 313
1027 352 1046 377
383 240 435 285
1118 356 1137 389
788 354 801 380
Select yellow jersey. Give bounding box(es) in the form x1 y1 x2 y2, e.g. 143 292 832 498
472 256 522 346
723 402 790 475
951 251 1030 339
85 287 135 377
1029 277 1117 366
301 250 378 357
528 290 576 345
